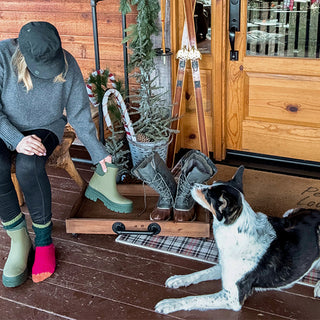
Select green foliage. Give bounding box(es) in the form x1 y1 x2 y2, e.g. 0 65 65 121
119 0 178 142
119 0 132 15
87 70 109 106
87 69 125 123
120 0 160 72
105 128 130 175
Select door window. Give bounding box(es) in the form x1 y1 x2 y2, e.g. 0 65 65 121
195 0 211 53
247 0 320 58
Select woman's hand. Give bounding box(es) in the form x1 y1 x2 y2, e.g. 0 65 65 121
16 135 47 156
99 155 112 173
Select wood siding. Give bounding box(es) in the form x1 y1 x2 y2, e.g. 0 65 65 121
0 0 136 81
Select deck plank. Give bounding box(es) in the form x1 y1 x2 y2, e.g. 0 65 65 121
0 297 70 320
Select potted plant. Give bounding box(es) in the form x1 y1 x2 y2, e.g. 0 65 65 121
120 0 178 166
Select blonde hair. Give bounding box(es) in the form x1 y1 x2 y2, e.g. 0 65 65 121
11 45 68 92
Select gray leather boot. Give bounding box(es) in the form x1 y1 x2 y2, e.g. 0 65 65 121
132 152 176 221
174 150 217 222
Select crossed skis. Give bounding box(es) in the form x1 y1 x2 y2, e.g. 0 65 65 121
167 0 209 168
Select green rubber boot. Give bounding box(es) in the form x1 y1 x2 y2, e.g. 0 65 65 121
2 217 34 288
85 163 133 213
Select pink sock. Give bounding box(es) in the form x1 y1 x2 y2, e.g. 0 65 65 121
32 244 56 283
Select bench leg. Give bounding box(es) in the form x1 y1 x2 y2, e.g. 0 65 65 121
62 156 87 190
11 173 24 207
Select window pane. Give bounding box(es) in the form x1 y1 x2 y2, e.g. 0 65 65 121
247 0 320 58
196 0 211 54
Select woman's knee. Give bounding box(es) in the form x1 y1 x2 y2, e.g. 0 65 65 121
15 154 46 181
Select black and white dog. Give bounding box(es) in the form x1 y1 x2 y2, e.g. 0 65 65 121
155 166 320 314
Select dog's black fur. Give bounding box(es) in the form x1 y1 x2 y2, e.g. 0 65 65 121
155 166 320 314
237 207 320 304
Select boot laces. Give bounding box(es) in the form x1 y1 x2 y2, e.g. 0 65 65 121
176 174 192 202
153 177 173 203
138 177 173 216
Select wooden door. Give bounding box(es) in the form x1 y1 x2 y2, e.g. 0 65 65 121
225 0 320 162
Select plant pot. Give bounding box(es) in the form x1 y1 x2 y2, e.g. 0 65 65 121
127 135 171 166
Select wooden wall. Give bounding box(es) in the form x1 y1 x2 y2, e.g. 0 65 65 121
0 0 136 82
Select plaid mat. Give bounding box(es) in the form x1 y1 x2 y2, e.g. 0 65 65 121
116 234 320 287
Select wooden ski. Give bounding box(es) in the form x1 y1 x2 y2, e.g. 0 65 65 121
167 0 209 167
183 0 209 157
167 0 196 168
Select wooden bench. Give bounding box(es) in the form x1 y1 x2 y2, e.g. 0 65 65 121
11 124 87 206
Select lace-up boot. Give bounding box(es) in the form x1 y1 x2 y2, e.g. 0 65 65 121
132 152 176 221
174 150 217 222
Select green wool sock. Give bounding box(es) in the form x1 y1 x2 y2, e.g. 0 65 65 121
2 213 24 230
32 221 53 247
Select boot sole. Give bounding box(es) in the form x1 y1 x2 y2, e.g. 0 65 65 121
85 186 132 214
2 269 28 288
2 247 34 288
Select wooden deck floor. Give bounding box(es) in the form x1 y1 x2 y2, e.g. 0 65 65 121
1 161 319 319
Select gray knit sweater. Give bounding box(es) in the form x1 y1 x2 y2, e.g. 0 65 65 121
0 39 108 164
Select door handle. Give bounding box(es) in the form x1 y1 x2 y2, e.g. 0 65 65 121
229 0 241 61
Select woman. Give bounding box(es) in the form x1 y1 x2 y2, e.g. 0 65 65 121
0 21 111 287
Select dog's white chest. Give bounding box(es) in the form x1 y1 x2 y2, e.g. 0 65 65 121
213 210 276 287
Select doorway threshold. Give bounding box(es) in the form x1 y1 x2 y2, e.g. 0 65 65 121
220 150 320 179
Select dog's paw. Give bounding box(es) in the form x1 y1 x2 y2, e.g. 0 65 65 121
314 281 320 298
165 275 190 289
155 298 182 314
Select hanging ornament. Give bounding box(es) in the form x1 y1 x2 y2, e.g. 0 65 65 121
102 89 137 142
86 69 117 107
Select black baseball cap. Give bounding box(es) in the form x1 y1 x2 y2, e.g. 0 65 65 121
18 21 65 79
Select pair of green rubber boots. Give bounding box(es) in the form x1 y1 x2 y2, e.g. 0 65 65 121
85 163 133 213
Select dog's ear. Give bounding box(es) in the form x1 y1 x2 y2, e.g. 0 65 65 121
231 165 244 193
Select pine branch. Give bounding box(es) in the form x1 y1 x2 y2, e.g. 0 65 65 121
119 0 132 14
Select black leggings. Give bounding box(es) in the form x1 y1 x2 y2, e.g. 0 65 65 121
0 129 59 224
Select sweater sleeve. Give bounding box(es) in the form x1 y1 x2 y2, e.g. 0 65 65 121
0 105 24 150
65 54 109 164
0 47 24 150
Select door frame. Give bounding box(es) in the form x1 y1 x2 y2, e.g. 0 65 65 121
211 0 228 161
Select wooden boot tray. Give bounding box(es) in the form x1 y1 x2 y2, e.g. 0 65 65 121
65 183 211 238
